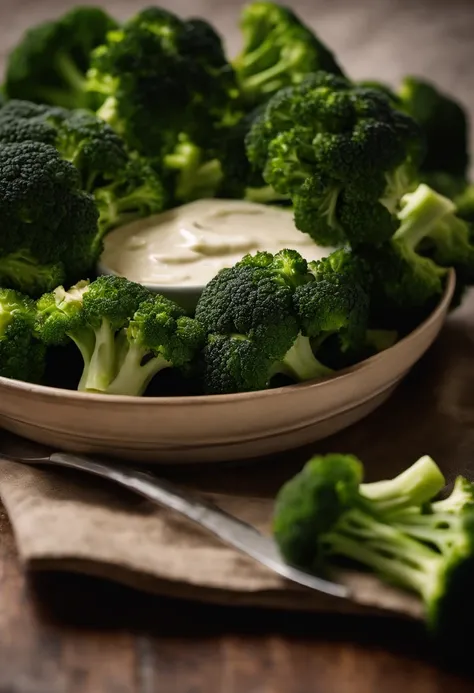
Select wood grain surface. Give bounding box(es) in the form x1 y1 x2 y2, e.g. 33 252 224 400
1 0 474 691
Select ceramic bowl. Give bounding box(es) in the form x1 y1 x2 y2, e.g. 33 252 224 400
0 271 455 464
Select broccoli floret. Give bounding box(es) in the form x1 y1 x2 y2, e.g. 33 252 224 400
4 7 118 110
218 105 290 204
36 276 204 395
294 248 370 357
0 141 99 297
163 136 223 204
356 184 465 315
0 101 165 242
87 7 238 160
105 296 205 396
399 76 469 179
246 72 425 247
273 453 445 568
233 2 344 108
35 276 151 392
273 453 474 635
93 157 165 247
0 288 46 382
196 248 369 394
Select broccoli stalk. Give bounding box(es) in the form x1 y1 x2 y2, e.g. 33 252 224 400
105 296 205 396
164 138 223 203
273 453 474 633
278 333 333 380
393 183 456 252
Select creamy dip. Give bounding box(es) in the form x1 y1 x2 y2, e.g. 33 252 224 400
100 199 333 287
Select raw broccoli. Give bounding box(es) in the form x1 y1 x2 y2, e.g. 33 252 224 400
358 184 474 316
294 248 370 359
163 135 224 204
233 2 344 108
3 6 118 110
0 101 165 242
87 7 238 160
105 296 205 396
246 72 425 247
93 158 165 248
35 276 150 392
218 105 290 203
0 141 99 297
195 249 368 394
35 276 204 395
273 453 474 634
399 76 469 179
0 288 46 383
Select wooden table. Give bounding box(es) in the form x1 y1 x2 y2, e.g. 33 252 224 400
1 504 473 693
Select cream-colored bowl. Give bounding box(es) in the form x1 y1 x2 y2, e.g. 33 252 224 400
0 272 455 464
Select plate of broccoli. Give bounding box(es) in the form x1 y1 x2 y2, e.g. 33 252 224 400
0 2 468 461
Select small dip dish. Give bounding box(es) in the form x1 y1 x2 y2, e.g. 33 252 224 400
96 199 334 311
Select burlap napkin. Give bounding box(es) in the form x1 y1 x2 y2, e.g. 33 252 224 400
0 295 473 620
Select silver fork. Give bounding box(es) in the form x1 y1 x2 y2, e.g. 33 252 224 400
0 439 350 600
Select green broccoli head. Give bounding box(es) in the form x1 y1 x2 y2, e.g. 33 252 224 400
246 72 425 247
105 295 206 396
273 453 363 568
399 76 469 179
196 249 345 393
354 184 468 319
36 276 152 393
201 334 275 394
0 288 46 383
0 101 165 241
36 276 203 396
0 100 129 192
195 250 307 361
4 6 118 110
93 157 165 242
294 248 370 354
233 2 344 108
0 141 100 297
88 7 238 159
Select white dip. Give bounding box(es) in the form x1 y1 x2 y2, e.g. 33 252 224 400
100 199 332 287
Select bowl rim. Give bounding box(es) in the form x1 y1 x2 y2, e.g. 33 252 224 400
0 270 455 405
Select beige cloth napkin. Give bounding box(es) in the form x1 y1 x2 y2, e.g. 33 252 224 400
0 294 473 619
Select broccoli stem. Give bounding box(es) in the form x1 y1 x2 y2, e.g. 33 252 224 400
391 513 461 555
105 343 171 396
165 142 223 202
241 58 295 97
279 333 333 381
379 164 414 215
77 318 118 393
359 455 446 516
97 96 123 134
394 184 456 251
69 329 96 391
325 508 441 599
96 187 156 239
245 185 290 204
35 54 89 109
